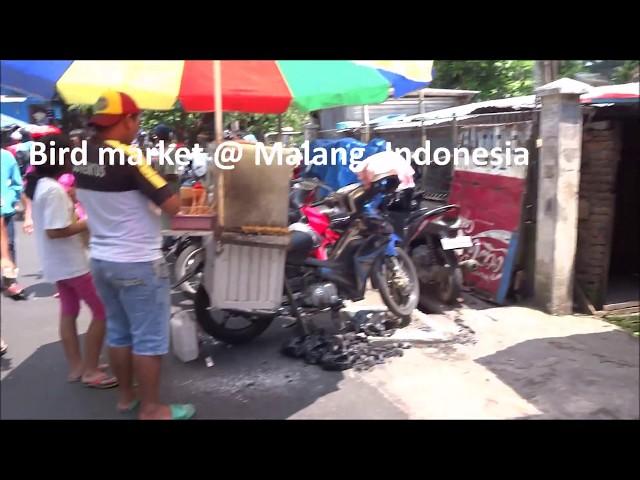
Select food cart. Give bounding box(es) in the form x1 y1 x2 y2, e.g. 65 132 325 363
172 142 294 310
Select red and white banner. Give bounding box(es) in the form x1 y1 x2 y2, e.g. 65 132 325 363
448 122 533 303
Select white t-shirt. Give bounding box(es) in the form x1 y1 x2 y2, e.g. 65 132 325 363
74 139 174 263
32 177 89 282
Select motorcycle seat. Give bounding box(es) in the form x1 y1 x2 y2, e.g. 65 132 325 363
286 229 315 264
407 204 459 224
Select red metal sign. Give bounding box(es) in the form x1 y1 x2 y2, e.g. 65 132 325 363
448 123 532 303
449 170 525 303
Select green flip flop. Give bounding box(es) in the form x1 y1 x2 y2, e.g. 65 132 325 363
170 404 196 420
118 399 141 413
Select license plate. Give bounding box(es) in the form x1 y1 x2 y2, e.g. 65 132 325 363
441 236 473 250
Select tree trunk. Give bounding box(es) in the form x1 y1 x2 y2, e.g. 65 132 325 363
535 60 560 88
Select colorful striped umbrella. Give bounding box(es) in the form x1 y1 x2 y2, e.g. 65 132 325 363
0 60 433 114
353 61 433 98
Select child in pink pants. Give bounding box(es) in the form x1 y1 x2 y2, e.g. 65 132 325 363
25 138 117 389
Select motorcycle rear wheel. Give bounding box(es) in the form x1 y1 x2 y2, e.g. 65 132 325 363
194 285 274 344
435 267 463 305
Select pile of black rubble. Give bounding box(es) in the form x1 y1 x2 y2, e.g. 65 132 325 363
281 311 412 371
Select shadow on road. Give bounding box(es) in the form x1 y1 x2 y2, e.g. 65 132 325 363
1 357 13 372
21 273 43 280
23 282 57 299
475 330 640 419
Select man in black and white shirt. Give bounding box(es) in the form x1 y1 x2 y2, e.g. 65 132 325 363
75 91 195 420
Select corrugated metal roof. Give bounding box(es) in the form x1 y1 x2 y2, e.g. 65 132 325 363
375 95 538 131
373 114 470 130
403 87 480 98
406 95 538 121
318 96 474 131
374 81 638 132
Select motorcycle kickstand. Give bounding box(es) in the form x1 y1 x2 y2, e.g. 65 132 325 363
284 280 312 335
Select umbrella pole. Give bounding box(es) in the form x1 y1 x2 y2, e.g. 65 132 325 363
213 60 224 229
277 114 283 143
362 105 370 142
214 60 223 144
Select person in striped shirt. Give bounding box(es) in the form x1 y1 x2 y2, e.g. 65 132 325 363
74 91 194 420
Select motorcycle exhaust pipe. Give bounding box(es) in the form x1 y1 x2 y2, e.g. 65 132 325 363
459 259 479 272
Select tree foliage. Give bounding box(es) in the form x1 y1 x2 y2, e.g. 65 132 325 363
140 108 201 136
138 104 309 142
225 105 309 141
430 60 638 101
559 60 639 83
430 60 535 100
609 61 638 83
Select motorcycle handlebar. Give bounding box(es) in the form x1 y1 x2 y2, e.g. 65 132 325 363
292 177 334 194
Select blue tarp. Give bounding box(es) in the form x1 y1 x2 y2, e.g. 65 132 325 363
302 137 388 195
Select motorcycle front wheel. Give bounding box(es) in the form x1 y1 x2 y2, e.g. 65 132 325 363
372 247 420 318
194 285 274 345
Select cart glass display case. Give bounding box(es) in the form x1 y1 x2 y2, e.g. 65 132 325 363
197 142 295 310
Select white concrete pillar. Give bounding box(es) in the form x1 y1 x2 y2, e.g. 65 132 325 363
534 78 590 314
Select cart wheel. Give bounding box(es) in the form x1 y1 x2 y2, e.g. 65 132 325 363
194 285 274 344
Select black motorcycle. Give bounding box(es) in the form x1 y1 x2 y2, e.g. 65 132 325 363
163 154 210 299
382 188 477 307
190 175 420 344
164 234 204 300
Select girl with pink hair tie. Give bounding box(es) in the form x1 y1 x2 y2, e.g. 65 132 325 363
57 173 87 221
